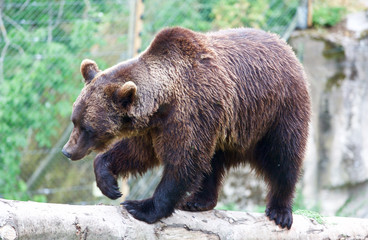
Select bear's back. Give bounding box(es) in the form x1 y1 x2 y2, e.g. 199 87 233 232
206 28 305 86
205 28 309 149
206 27 308 106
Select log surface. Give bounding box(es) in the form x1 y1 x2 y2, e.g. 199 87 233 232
0 199 368 240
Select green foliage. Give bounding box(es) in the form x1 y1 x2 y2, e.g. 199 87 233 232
142 0 217 49
141 0 298 50
150 0 216 31
0 1 110 200
211 0 298 34
294 209 325 224
265 0 299 33
212 0 269 29
254 205 266 213
313 1 347 27
215 202 239 211
292 188 324 224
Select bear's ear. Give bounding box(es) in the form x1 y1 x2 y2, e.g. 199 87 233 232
80 59 100 84
116 81 137 107
105 81 137 108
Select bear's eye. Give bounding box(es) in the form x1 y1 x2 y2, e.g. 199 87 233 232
80 124 95 136
122 115 132 123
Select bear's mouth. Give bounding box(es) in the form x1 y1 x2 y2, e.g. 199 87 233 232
70 149 93 161
62 145 93 161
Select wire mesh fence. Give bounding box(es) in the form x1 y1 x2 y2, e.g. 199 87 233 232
0 0 301 204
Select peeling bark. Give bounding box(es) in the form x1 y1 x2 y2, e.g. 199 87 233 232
0 199 368 240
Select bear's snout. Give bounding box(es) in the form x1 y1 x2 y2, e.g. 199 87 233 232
61 148 72 159
62 126 95 160
61 142 91 161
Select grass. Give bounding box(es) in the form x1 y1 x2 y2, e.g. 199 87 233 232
294 209 325 224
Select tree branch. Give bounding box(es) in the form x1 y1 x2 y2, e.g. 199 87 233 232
47 0 65 43
3 14 26 34
19 0 30 12
0 14 25 77
83 0 91 19
0 199 368 240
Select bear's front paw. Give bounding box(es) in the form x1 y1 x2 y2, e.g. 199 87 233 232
122 198 173 224
95 170 122 200
266 206 293 229
94 154 122 200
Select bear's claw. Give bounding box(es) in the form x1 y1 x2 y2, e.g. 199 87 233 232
179 196 216 212
266 206 293 229
96 172 122 200
122 199 159 224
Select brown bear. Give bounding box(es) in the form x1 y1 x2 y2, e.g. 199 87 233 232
62 27 311 229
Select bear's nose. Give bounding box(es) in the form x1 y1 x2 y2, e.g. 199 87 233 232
62 148 72 159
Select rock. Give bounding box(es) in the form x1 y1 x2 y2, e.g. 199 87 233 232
289 11 368 217
346 11 368 38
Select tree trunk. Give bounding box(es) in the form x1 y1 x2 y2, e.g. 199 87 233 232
0 199 368 240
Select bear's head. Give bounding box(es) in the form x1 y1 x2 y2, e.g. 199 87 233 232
62 59 140 160
62 27 200 160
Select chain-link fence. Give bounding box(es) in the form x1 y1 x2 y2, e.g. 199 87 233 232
0 0 301 205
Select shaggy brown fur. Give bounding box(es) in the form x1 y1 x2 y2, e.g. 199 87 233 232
62 27 311 229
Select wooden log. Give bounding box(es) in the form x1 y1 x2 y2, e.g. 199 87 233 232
0 199 368 240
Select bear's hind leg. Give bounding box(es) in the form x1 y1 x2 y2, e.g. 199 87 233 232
180 150 226 211
254 123 307 229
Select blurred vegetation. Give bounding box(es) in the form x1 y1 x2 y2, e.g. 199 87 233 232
142 0 299 49
312 0 347 27
311 0 368 28
294 209 325 224
215 202 239 211
0 0 119 200
212 0 269 29
212 0 298 32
